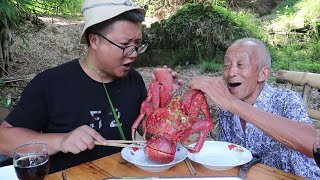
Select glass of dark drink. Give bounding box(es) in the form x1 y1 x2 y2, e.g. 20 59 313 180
13 142 49 180
313 135 320 167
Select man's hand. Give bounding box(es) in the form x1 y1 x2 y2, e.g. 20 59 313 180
59 125 107 154
189 76 236 111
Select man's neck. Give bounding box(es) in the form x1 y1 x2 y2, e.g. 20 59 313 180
80 58 114 83
242 82 265 105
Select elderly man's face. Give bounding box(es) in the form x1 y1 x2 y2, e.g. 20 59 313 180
223 43 262 103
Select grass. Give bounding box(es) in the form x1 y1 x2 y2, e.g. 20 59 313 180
200 61 223 73
200 0 320 73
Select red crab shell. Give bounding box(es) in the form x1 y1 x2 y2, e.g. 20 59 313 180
132 68 214 163
144 136 176 163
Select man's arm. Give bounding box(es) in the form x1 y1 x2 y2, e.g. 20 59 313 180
227 98 315 157
0 121 108 157
189 76 316 158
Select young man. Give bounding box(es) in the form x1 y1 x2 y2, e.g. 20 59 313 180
189 38 320 179
0 0 150 173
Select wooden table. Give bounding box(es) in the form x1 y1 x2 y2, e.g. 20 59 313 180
46 153 306 180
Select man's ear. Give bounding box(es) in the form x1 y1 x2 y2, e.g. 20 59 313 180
258 66 270 82
89 33 99 50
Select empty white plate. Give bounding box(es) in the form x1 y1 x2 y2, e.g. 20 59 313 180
187 141 252 170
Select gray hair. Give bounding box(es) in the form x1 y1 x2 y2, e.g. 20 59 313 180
232 38 271 68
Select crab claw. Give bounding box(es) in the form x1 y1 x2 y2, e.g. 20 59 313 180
153 68 174 107
144 136 176 163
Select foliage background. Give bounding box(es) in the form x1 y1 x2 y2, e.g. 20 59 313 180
0 0 319 109
1 0 320 73
134 0 320 73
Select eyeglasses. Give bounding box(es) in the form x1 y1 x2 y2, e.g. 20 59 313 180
96 33 148 57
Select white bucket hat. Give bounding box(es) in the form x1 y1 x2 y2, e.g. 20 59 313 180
80 0 145 44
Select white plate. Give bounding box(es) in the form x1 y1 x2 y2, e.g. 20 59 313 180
121 143 187 172
187 141 252 170
0 165 18 180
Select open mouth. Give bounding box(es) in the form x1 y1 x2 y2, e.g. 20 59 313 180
228 82 241 88
123 62 131 68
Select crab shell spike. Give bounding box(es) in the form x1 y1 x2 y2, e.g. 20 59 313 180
144 136 176 163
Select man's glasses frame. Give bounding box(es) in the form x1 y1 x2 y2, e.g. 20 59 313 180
95 33 148 57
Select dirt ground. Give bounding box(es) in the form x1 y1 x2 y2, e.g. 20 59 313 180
8 16 218 99
4 16 320 131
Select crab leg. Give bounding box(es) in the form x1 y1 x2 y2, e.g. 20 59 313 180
131 82 160 140
186 119 214 153
181 89 214 153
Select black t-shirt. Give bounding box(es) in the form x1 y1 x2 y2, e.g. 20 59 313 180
6 59 147 173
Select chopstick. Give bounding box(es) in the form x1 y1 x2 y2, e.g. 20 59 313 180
185 158 197 176
61 171 67 180
94 140 146 148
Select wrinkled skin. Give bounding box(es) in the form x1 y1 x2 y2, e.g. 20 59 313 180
132 68 214 163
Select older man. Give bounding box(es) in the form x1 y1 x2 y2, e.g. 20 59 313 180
189 38 320 179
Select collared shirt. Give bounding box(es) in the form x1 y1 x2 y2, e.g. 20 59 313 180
218 82 320 179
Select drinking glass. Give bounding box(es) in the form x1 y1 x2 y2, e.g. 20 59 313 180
313 135 320 167
13 142 49 180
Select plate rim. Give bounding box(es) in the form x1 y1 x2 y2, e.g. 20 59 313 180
121 143 188 168
187 140 253 168
0 165 18 179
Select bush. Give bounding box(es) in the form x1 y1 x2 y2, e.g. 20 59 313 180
137 3 263 67
265 0 320 73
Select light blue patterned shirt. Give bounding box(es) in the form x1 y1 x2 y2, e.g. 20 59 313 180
218 82 320 179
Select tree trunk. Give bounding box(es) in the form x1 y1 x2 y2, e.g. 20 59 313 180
0 22 13 77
